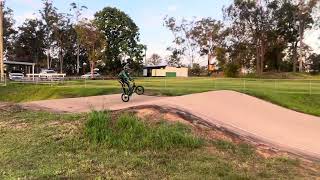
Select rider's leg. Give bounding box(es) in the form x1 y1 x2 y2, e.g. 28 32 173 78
124 80 132 94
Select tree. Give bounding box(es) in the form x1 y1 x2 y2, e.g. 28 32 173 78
273 1 300 72
307 53 320 74
3 7 17 60
75 21 106 78
189 63 202 76
189 18 229 75
39 0 59 69
224 0 303 74
52 13 75 73
297 0 318 72
14 19 46 72
166 49 182 67
94 7 145 74
70 2 87 74
147 53 162 66
164 17 198 67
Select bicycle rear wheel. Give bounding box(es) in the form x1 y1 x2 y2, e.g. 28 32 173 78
121 94 130 102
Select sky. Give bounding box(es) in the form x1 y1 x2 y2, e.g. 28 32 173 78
5 0 320 62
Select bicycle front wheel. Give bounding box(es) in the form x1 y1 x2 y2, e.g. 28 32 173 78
135 86 144 95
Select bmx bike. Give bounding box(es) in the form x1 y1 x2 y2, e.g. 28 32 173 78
118 80 144 102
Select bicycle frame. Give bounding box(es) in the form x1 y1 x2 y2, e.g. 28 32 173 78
118 80 136 96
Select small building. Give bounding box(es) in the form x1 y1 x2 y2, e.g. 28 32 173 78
4 61 35 74
143 65 188 77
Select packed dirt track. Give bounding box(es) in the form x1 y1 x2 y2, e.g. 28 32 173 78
22 90 320 161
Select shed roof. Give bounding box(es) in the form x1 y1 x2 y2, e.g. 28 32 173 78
4 61 35 66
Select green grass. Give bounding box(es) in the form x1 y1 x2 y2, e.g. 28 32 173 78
1 108 318 179
85 111 203 150
1 77 320 116
242 72 320 79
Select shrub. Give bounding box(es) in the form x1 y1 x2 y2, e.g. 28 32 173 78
224 63 240 77
84 111 203 150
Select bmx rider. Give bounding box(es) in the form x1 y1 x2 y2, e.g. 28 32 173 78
118 64 133 94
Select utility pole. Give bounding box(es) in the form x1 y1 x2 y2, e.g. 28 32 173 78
144 45 147 65
0 0 4 82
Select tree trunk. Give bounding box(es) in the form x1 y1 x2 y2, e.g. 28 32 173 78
46 49 50 69
277 49 281 72
207 53 212 76
35 52 39 73
60 47 63 74
260 41 266 74
299 31 304 72
256 45 261 75
293 43 298 72
76 42 80 74
90 61 95 79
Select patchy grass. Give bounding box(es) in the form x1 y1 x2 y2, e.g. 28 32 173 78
0 107 319 179
85 111 203 150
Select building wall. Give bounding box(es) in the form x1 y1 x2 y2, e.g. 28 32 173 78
151 67 188 77
152 69 166 77
167 67 188 77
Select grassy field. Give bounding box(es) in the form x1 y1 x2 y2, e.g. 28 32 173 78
1 107 319 179
1 77 320 116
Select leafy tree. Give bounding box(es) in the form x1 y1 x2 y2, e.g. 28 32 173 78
14 19 46 72
147 53 162 66
39 0 59 69
189 63 202 76
215 47 227 69
75 21 106 78
189 18 229 75
224 62 240 78
307 53 320 74
164 17 198 66
70 2 87 74
94 7 145 74
297 0 318 72
3 7 17 60
60 26 78 75
223 0 316 74
225 0 270 74
166 49 182 67
52 13 75 73
273 1 300 72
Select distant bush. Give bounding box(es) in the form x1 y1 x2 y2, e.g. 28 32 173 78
224 63 240 77
85 111 203 150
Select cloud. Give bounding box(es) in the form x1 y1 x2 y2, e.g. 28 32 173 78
305 29 320 54
15 12 39 26
167 5 177 12
11 0 41 9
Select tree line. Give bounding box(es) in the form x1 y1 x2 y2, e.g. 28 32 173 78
162 0 320 76
3 0 320 77
3 0 145 76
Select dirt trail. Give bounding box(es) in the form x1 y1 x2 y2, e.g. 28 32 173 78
22 90 320 160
